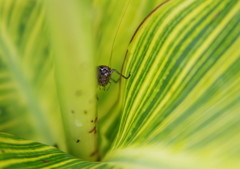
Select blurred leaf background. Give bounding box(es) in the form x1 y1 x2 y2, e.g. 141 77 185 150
0 0 240 168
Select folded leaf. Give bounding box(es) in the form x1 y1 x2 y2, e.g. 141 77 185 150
45 0 97 161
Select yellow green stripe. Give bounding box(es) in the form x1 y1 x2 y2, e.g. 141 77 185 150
112 0 240 156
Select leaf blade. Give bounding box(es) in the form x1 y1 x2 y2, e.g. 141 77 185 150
0 132 113 169
107 0 240 168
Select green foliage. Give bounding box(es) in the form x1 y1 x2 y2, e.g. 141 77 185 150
0 0 240 168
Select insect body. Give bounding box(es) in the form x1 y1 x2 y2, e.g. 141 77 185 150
98 65 130 87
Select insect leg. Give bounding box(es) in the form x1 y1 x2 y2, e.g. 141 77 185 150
110 77 120 83
111 69 131 79
102 80 111 91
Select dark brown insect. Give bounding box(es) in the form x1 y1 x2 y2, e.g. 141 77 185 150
97 65 130 87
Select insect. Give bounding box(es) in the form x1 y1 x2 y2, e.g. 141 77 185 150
97 0 131 87
98 65 130 87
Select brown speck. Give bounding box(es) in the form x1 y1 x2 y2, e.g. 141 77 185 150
76 139 80 143
0 150 5 153
96 95 99 100
89 126 97 134
75 90 82 96
94 117 98 123
84 110 87 114
53 144 58 149
214 12 220 19
41 159 49 163
91 117 98 123
96 156 101 161
90 149 98 157
71 110 75 114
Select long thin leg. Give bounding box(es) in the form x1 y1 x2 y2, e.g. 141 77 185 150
111 69 131 79
111 77 120 83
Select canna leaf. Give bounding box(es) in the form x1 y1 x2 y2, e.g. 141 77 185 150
95 0 168 155
45 0 97 161
0 0 239 168
0 132 112 169
107 0 240 168
0 0 62 144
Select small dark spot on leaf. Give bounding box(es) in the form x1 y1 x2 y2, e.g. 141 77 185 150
71 110 75 114
53 144 58 149
76 139 80 143
90 117 98 123
96 95 99 100
84 110 87 114
96 156 101 161
214 12 220 19
94 117 98 123
0 149 5 153
75 90 82 96
41 159 49 163
90 149 98 157
89 126 97 134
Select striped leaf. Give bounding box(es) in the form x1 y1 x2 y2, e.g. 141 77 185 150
0 0 62 143
95 0 168 155
106 0 240 168
0 0 239 168
0 132 112 169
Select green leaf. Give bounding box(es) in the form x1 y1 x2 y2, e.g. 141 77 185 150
45 0 97 161
0 0 62 144
0 0 240 168
0 0 97 160
107 0 240 168
0 132 112 169
95 0 169 155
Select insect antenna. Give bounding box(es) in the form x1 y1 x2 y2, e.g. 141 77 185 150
111 69 130 79
108 0 132 67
